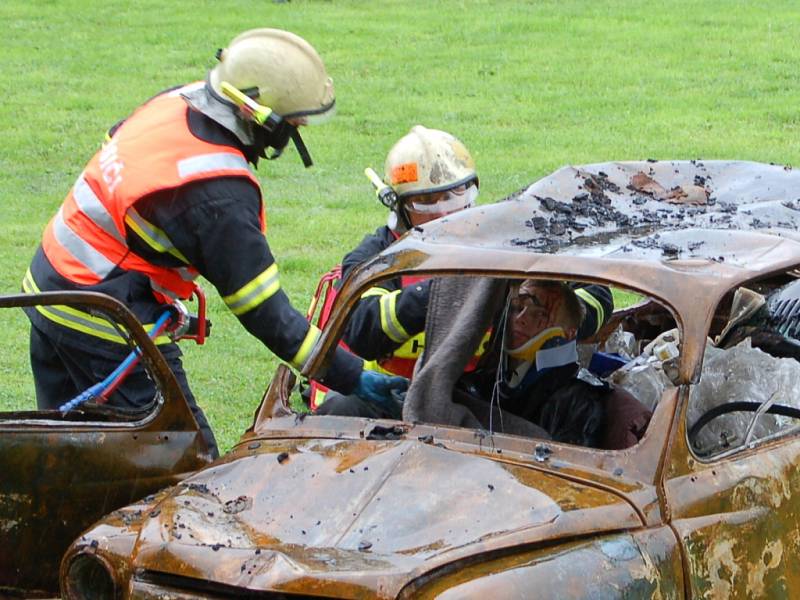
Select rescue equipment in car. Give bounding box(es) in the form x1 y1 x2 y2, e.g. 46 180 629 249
58 286 210 412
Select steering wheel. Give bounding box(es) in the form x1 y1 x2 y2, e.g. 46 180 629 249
689 401 800 454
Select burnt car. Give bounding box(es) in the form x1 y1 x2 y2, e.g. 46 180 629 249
8 160 800 598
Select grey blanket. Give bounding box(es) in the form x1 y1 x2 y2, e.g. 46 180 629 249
403 276 550 439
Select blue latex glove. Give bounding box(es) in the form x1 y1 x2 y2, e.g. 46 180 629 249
353 370 409 408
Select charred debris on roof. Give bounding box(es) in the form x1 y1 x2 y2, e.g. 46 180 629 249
509 161 800 260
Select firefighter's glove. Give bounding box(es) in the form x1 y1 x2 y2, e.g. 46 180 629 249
354 370 409 409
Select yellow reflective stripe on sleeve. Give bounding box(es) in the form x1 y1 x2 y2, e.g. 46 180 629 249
379 289 410 343
124 209 190 264
223 264 280 316
575 288 605 335
360 286 390 300
290 324 321 369
392 333 425 359
22 270 172 345
362 358 393 376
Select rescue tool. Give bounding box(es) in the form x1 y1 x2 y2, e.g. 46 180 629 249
58 286 210 412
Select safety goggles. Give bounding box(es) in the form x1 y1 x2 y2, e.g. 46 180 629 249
405 183 479 215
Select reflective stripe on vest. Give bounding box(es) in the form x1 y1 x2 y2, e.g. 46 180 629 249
177 152 250 179
124 208 190 264
375 328 493 378
72 175 126 246
50 206 118 282
22 270 172 345
41 87 261 302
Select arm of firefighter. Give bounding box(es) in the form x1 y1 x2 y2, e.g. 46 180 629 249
343 280 430 360
166 180 362 394
572 283 614 340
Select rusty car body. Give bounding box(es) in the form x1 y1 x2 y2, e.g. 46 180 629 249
6 160 800 598
0 293 215 597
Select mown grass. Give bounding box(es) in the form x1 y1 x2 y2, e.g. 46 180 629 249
2 0 799 451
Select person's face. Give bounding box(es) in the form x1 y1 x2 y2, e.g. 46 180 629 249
403 183 478 227
506 281 565 349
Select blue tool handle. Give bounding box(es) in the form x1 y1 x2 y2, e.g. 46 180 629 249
58 310 172 413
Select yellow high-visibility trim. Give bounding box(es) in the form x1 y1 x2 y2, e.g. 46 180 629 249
312 386 328 406
389 329 491 360
290 325 321 369
379 289 410 343
223 264 280 316
360 287 390 299
124 212 190 264
575 288 605 335
362 358 393 376
23 270 172 345
392 333 425 359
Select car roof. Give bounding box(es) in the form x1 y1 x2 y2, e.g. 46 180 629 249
339 161 800 382
393 159 800 266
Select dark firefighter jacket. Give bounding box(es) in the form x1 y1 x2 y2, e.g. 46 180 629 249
341 225 614 372
460 361 652 450
24 84 361 393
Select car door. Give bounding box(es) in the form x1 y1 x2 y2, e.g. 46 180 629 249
0 291 212 597
664 383 800 597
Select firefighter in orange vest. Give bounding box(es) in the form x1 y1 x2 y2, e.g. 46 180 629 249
23 28 406 457
316 126 613 419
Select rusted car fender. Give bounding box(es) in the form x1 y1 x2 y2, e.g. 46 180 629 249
404 529 684 599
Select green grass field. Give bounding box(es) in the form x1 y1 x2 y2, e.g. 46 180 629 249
2 0 799 451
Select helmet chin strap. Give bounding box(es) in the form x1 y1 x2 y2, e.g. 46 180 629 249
259 123 313 168
386 204 413 232
290 128 313 168
218 81 314 168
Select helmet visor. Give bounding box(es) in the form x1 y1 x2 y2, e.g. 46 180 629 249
406 183 478 216
284 101 336 126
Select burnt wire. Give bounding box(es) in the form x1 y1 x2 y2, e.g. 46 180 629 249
489 293 511 436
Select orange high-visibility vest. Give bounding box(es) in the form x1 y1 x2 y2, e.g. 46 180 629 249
41 83 264 303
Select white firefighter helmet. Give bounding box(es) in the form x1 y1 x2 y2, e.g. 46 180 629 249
384 125 477 198
382 126 478 229
209 28 335 123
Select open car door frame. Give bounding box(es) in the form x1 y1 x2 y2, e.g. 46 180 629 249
0 291 213 597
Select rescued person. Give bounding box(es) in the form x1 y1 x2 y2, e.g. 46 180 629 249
458 279 652 449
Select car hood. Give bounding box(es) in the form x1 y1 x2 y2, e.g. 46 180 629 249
129 438 641 596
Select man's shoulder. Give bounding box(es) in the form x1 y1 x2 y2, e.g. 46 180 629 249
342 225 396 274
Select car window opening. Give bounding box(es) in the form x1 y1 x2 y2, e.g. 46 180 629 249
688 271 800 458
308 276 685 452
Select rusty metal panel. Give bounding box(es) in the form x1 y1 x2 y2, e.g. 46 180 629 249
666 388 800 597
64 438 650 597
0 292 212 597
406 528 683 599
